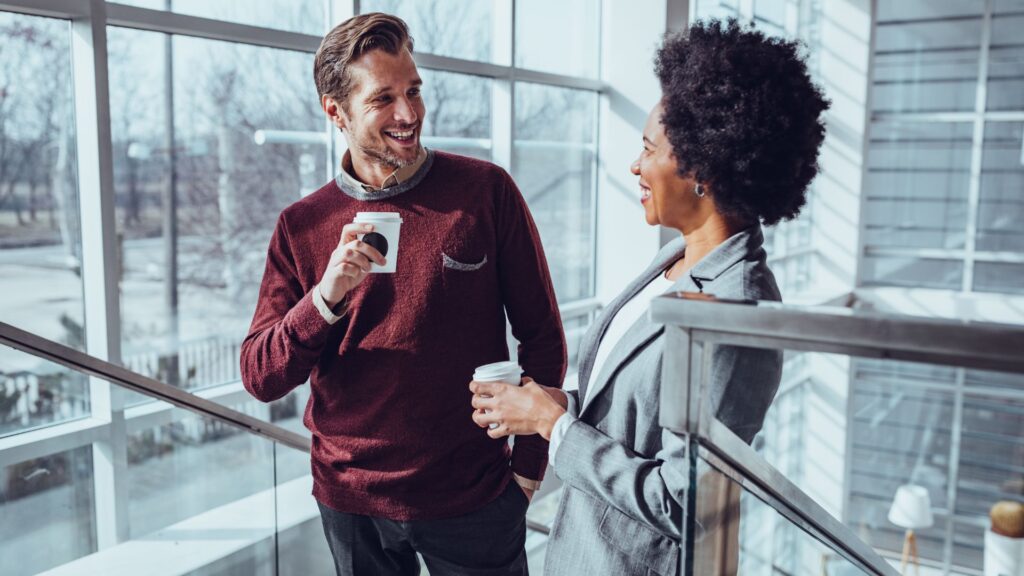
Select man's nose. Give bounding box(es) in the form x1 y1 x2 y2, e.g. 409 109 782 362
394 97 418 124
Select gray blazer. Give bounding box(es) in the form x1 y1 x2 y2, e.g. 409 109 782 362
543 226 783 576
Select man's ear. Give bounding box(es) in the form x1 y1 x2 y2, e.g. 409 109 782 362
321 94 346 131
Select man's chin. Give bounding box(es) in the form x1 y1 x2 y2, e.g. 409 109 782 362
388 143 422 166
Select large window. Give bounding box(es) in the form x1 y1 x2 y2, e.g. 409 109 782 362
0 2 602 573
863 0 1024 293
513 83 597 304
0 13 88 437
419 68 493 161
108 27 326 393
362 0 497 63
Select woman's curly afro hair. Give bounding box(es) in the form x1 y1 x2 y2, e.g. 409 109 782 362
655 19 830 226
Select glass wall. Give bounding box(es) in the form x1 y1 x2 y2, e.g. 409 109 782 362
0 1 601 573
109 28 326 393
0 13 89 437
863 0 1024 292
513 83 597 304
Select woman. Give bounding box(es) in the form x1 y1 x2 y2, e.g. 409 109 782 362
469 19 829 576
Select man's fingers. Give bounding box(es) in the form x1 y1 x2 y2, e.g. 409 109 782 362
340 223 374 246
471 394 495 411
471 409 492 429
339 262 365 278
349 242 386 266
342 248 373 272
469 380 502 396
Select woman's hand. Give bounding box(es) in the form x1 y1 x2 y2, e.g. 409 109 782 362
470 377 567 440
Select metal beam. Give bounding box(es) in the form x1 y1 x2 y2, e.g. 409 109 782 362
0 0 88 19
105 3 321 52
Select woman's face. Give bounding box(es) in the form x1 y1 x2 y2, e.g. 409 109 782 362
630 102 702 230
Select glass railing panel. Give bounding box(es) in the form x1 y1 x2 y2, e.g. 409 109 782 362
273 441 334 576
0 445 96 575
126 408 277 539
693 447 879 575
749 349 1024 574
0 332 319 575
1 344 91 438
652 295 1024 576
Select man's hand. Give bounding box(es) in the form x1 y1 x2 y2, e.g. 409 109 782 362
519 485 535 502
320 223 386 308
470 377 566 440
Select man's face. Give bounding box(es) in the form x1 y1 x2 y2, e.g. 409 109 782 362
329 48 425 170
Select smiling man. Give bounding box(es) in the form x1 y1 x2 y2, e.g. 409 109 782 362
239 12 566 576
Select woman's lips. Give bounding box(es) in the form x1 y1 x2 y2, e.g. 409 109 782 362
640 186 651 204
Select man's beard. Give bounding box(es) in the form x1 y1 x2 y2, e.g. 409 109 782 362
350 130 419 170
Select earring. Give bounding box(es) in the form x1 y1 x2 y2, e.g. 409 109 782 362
694 183 705 198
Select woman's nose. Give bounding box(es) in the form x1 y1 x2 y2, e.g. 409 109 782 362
630 157 641 175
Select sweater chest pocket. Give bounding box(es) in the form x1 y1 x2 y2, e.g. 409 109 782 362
440 219 490 278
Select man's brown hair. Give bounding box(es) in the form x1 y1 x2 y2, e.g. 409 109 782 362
314 12 415 106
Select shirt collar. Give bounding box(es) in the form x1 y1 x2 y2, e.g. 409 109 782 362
339 147 428 193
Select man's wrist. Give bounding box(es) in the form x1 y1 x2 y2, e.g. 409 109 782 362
319 283 346 310
513 472 541 492
313 283 347 323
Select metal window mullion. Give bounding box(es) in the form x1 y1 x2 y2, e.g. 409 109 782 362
964 0 994 292
874 111 1024 123
0 0 88 18
71 0 130 548
842 356 858 526
105 2 320 52
491 0 513 171
0 418 110 470
739 0 754 22
941 368 966 574
854 0 880 289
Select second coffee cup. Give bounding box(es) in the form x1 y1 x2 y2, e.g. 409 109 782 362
473 361 523 430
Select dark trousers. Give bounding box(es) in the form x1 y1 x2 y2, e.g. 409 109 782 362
318 480 530 576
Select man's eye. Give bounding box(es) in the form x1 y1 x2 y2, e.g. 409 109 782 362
408 88 421 97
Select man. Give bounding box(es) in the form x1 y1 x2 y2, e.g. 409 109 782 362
239 12 566 576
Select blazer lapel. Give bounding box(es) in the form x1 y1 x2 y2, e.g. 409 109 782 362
577 226 767 416
577 237 687 403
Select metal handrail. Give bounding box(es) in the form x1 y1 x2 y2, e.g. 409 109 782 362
0 321 310 452
651 293 1024 373
645 293 1023 576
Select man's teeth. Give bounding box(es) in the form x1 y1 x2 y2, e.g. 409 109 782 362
386 130 414 139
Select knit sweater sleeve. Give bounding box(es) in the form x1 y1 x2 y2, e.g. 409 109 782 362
240 214 334 402
495 171 568 481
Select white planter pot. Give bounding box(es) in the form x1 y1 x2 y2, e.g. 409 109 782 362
986 530 1024 576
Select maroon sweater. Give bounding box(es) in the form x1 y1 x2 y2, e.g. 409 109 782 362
240 151 567 520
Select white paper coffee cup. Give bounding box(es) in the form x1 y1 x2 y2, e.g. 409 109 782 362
353 212 403 273
473 361 523 430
